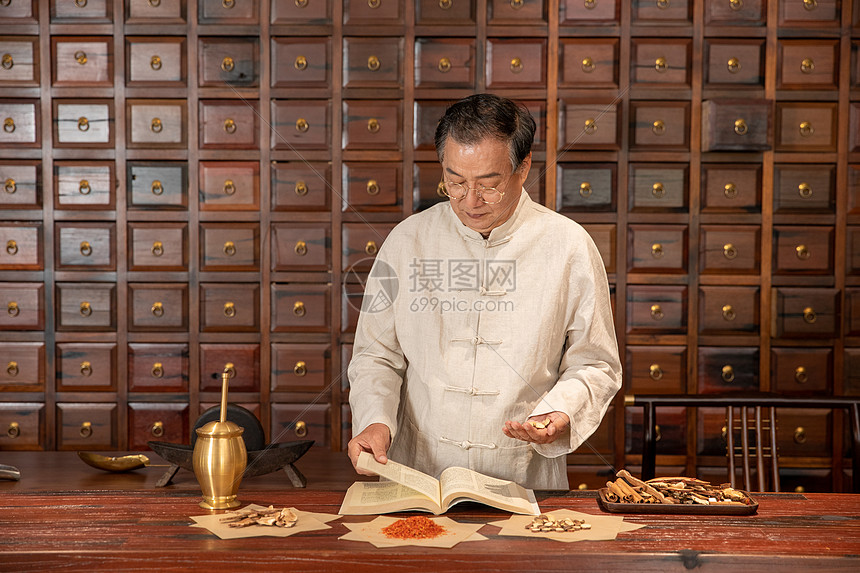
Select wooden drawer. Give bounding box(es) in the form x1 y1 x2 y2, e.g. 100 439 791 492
627 224 688 274
632 0 692 23
0 161 41 209
271 343 331 392
271 162 331 211
54 100 112 147
631 38 690 86
846 348 860 396
777 408 831 458
559 38 618 89
200 343 260 392
55 222 116 270
705 0 765 25
271 0 331 24
126 37 186 86
271 283 331 332
0 100 39 146
128 343 189 393
343 162 400 209
272 223 330 271
342 100 401 151
343 37 403 88
625 406 687 456
199 100 258 150
200 283 260 332
126 0 185 23
128 222 188 271
779 0 839 27
704 39 764 86
560 0 619 24
414 100 449 150
412 161 448 212
697 346 759 393
128 162 187 209
629 163 687 212
556 163 615 211
0 0 36 21
565 465 617 491
414 38 476 89
200 223 260 271
580 223 616 273
488 0 546 23
698 285 759 335
572 406 614 455
127 99 186 148
776 102 837 152
851 228 860 276
0 342 44 391
696 407 731 457
271 403 330 447
773 225 833 275
0 222 42 270
199 161 259 210
52 36 112 86
416 0 475 24
51 0 112 22
56 282 116 331
680 178 728 230
271 37 330 89
772 287 839 339
773 164 835 213
56 403 117 451
778 40 839 90
699 224 760 275
342 223 396 271
0 403 44 450
198 0 259 23
128 283 188 332
54 162 114 209
198 37 259 87
271 100 330 151
57 342 116 392
486 39 547 88
0 37 39 86
625 345 687 394
0 282 44 330
630 101 690 150
626 285 687 335
128 403 189 450
702 99 771 152
343 0 401 25
845 288 860 336
558 99 620 150
772 347 832 394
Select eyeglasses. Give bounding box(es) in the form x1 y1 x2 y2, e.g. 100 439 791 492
440 179 507 205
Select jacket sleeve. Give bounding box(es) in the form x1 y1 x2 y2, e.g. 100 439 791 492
347 245 407 441
529 231 622 459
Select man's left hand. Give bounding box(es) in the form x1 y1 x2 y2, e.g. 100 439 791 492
503 411 570 445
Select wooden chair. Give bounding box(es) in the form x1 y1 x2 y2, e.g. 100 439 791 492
625 394 860 493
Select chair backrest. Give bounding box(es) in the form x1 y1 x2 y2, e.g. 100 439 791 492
726 405 779 492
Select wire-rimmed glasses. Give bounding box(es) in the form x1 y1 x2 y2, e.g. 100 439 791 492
439 179 507 205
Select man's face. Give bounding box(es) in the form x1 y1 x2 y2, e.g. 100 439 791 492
441 138 530 237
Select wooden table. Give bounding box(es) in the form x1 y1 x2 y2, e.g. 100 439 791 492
2 452 860 571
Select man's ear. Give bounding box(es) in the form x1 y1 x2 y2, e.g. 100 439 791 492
518 152 533 179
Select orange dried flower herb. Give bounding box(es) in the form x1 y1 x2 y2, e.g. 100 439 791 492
381 515 448 540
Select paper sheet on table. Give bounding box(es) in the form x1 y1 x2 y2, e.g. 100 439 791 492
488 509 645 543
189 504 340 539
339 516 486 548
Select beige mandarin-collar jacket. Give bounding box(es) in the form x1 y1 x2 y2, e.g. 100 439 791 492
348 191 622 490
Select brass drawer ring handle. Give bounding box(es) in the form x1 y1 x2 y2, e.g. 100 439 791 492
1 53 13 70
438 58 451 73
151 362 164 378
510 57 523 74
293 301 306 317
221 57 234 72
582 57 595 73
296 118 309 132
7 361 19 377
150 55 162 71
365 241 378 255
75 51 88 65
798 183 812 198
6 240 18 255
80 241 92 256
80 302 92 317
649 363 663 381
723 243 738 259
223 179 236 195
294 55 307 71
151 302 164 317
151 421 164 438
151 180 163 195
721 365 735 383
223 302 236 318
7 421 19 438
79 421 93 438
651 243 664 258
80 361 93 376
295 181 308 195
79 180 91 194
294 361 307 377
367 56 380 71
223 241 236 256
652 182 665 198
78 117 90 132
799 121 814 137
579 182 592 198
151 118 163 133
366 179 380 195
4 178 16 193
727 57 741 73
652 120 665 135
722 304 736 321
151 241 164 256
734 119 748 136
224 118 237 134
295 420 308 437
795 244 810 260
803 307 816 324
367 118 380 133
3 117 15 133
795 366 808 384
650 304 664 320
295 241 308 256
7 301 19 317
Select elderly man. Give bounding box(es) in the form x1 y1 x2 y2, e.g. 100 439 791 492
347 93 621 490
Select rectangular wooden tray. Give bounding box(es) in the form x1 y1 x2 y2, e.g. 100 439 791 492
597 488 758 515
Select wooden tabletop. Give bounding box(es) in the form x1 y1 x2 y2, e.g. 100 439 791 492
2 451 860 571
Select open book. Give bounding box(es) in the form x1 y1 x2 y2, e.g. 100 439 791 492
338 452 540 516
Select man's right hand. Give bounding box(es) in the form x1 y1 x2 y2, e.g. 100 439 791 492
347 422 391 475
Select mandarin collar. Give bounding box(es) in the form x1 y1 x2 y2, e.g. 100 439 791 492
449 189 532 246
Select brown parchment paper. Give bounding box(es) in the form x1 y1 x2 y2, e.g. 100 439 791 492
339 516 486 548
488 509 645 543
189 504 340 540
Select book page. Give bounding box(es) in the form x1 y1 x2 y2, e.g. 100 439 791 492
356 452 441 503
439 466 539 515
338 481 440 515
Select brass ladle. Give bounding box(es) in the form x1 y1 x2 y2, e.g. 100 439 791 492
77 452 168 473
